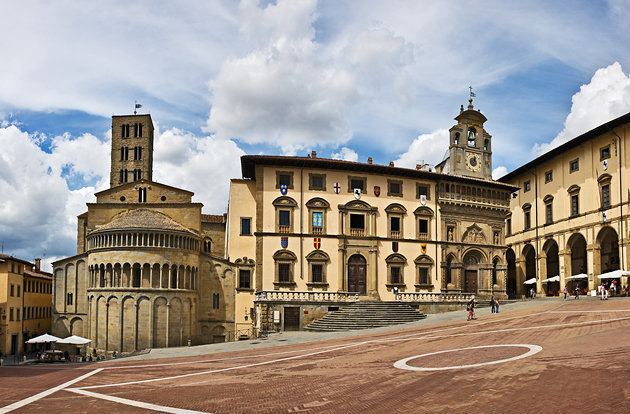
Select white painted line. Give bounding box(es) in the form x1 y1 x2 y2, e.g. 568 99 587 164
0 368 103 414
393 344 543 372
548 310 630 313
67 388 208 414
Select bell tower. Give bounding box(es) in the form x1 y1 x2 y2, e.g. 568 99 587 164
446 90 493 180
110 113 154 188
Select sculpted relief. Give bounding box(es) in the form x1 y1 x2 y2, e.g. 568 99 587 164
462 224 487 244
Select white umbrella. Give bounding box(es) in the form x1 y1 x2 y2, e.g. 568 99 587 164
57 335 91 345
565 273 588 280
541 276 560 283
26 333 61 344
524 278 537 285
597 270 630 279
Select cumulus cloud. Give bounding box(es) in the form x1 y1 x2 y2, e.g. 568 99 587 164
533 62 630 155
492 166 508 180
394 129 449 169
153 129 245 213
331 147 359 162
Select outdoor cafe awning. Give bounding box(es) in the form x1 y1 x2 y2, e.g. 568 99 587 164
524 278 537 285
57 335 92 345
597 270 630 279
541 276 560 283
565 273 588 280
26 333 61 344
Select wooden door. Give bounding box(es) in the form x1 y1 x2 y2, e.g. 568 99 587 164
464 270 478 293
347 254 367 295
283 307 300 331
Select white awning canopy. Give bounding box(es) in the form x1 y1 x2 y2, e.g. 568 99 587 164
524 278 537 285
57 335 92 345
565 273 588 280
26 333 61 344
597 270 630 279
541 276 560 283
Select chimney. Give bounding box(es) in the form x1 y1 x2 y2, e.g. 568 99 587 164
311 150 317 158
34 258 41 271
416 164 422 170
367 157 373 164
389 161 395 167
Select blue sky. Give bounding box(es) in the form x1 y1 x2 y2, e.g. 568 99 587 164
1 0 630 267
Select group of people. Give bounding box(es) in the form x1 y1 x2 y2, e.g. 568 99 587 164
466 296 500 321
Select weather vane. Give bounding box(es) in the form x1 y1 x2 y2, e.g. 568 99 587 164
133 101 142 115
468 86 476 109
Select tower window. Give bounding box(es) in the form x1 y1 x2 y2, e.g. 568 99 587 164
119 169 129 184
467 128 476 147
133 169 142 181
138 187 147 203
483 139 489 151
454 132 460 145
122 124 130 138
120 146 129 161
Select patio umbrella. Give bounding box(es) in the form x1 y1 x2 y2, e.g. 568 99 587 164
57 335 91 345
26 333 61 344
541 276 560 283
565 273 588 280
524 278 537 285
597 270 630 279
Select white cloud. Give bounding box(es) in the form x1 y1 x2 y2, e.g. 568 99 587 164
153 129 245 213
394 129 449 169
533 62 630 155
331 147 359 162
492 166 508 180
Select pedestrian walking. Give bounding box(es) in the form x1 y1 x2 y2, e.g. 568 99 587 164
599 283 605 301
563 286 568 300
466 297 476 321
490 296 496 313
574 286 579 299
495 297 500 313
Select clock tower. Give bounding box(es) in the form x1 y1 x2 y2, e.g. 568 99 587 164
444 93 493 180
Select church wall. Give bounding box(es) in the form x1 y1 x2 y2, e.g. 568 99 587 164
96 183 193 205
86 204 203 234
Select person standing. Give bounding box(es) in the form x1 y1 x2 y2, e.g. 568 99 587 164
574 285 579 299
490 296 496 314
495 297 500 313
563 286 568 300
467 297 476 321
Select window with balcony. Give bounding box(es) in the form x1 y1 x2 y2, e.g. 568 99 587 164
278 210 291 233
273 196 297 233
385 203 406 239
390 216 401 238
306 197 329 235
414 206 433 240
350 214 365 236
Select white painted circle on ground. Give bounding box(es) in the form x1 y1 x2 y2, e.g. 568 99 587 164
393 344 543 372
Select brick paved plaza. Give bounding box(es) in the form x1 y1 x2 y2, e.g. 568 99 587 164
1 298 629 414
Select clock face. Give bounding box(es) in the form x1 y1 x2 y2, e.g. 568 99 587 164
466 153 481 172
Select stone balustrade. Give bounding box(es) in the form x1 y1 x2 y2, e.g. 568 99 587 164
396 292 474 303
255 290 360 303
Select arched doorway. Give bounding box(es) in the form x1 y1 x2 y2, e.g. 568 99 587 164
462 250 484 294
347 254 367 295
598 227 620 292
567 233 588 294
543 239 560 296
523 244 536 297
506 248 517 299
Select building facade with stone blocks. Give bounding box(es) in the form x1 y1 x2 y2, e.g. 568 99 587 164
501 112 630 298
227 101 517 332
52 113 236 353
0 255 52 355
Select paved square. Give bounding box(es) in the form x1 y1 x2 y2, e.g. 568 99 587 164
1 299 629 413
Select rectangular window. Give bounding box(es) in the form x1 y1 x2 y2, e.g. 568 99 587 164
279 210 291 227
309 173 325 190
524 180 531 192
17 286 20 297
571 194 579 216
67 293 73 305
138 187 147 202
311 264 323 283
138 123 143 137
212 293 220 309
419 267 429 285
276 171 293 189
348 176 366 192
388 180 403 196
390 266 401 284
240 218 252 235
602 184 611 208
133 123 139 138
544 170 553 183
524 211 531 230
569 159 579 173
390 216 401 233
122 124 130 138
416 184 430 200
311 211 323 233
545 203 553 224
238 269 251 289
600 145 610 160
16 309 20 321
10 284 14 296
349 214 365 230
506 218 512 236
278 263 291 283
9 308 13 321
418 219 429 236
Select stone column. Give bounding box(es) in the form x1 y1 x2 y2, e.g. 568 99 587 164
559 249 571 290
589 244 599 291
105 302 110 351
119 297 124 352
149 301 155 349
165 303 171 348
133 302 139 352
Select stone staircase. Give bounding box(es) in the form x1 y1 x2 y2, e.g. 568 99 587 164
305 301 427 332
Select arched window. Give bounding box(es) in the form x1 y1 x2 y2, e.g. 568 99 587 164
446 257 452 285
454 132 460 145
467 128 476 147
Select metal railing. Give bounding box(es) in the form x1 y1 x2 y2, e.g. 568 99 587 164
255 290 360 302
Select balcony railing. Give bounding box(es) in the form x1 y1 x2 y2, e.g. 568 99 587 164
390 230 401 239
255 290 360 302
350 228 365 237
312 226 323 235
396 292 474 303
418 232 429 240
278 225 290 234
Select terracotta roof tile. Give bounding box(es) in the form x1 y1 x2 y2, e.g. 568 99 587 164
92 209 197 235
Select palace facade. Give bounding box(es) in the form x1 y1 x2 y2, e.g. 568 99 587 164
501 112 630 297
52 114 235 352
227 100 517 332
